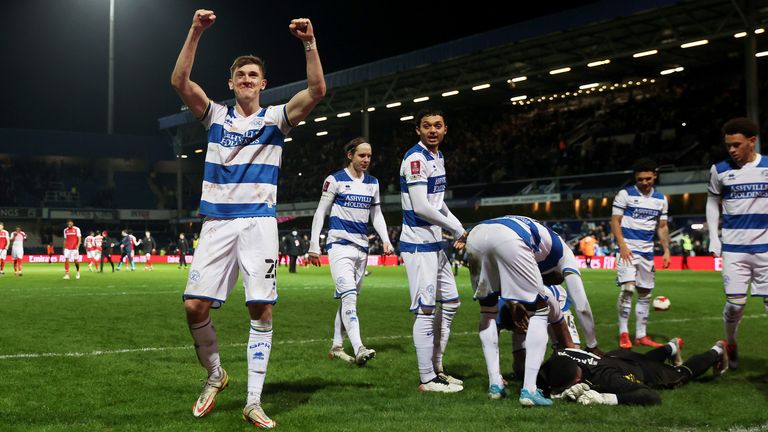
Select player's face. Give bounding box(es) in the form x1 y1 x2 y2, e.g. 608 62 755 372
229 64 266 100
348 143 372 174
66 221 73 228
634 170 656 194
416 115 447 149
725 133 756 166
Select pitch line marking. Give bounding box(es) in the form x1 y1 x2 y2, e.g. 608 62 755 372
0 314 764 361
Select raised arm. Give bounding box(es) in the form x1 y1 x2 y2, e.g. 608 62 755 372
170 9 215 119
285 18 327 126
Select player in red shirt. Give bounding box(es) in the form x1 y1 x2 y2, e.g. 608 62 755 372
63 219 82 280
11 226 26 276
0 222 9 275
84 231 96 272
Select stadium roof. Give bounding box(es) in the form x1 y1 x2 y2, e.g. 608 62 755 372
158 0 767 148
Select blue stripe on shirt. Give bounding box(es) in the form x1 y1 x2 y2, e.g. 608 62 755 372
722 243 768 253
621 227 654 242
402 210 431 227
203 162 278 185
399 240 442 253
722 213 768 230
329 216 369 236
199 201 275 218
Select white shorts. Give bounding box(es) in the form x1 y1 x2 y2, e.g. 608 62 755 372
402 249 458 312
328 244 368 298
0 249 6 260
616 254 655 290
63 249 79 261
466 223 548 305
11 246 23 260
721 251 768 297
92 250 102 261
86 250 93 259
184 217 278 308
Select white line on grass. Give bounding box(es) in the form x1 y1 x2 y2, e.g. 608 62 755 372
0 314 765 361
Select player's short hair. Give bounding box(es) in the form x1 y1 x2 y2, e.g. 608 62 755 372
344 137 369 155
230 55 266 77
540 353 580 394
415 108 445 127
722 117 759 138
632 158 657 174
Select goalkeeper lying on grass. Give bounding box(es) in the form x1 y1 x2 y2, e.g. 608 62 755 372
537 338 730 405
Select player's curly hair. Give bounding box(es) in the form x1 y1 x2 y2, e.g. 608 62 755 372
632 158 657 174
230 55 266 77
722 117 759 138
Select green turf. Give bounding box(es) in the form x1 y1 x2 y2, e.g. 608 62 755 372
1 264 766 431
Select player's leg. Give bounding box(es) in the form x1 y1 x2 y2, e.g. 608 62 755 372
238 217 278 428
351 247 375 365
63 250 71 278
328 245 369 364
616 256 637 348
328 303 354 363
721 252 751 369
403 250 460 392
184 219 239 418
433 249 461 380
479 297 506 398
467 230 504 396
633 257 662 346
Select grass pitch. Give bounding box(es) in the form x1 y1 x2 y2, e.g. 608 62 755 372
1 264 766 431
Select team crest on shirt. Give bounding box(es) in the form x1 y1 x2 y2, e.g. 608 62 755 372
189 270 201 282
762 170 768 178
410 161 420 175
250 117 265 130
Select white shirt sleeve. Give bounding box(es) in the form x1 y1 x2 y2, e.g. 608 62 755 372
612 190 627 216
409 184 465 238
309 176 336 254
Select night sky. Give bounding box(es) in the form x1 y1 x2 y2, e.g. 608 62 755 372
1 0 593 136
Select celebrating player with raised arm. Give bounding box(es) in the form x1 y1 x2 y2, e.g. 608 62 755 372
308 137 393 366
172 9 325 429
706 117 767 370
400 108 467 392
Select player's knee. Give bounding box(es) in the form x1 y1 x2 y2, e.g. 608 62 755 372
725 294 747 306
416 306 435 315
184 298 211 323
636 289 652 301
620 283 636 295
441 300 460 312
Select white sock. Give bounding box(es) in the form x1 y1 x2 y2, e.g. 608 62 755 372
711 343 724 355
479 312 503 387
332 305 344 347
617 290 632 334
246 319 273 406
635 296 651 338
667 341 678 356
523 306 549 393
432 302 460 373
723 301 745 345
340 294 363 354
189 319 221 377
413 313 436 383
